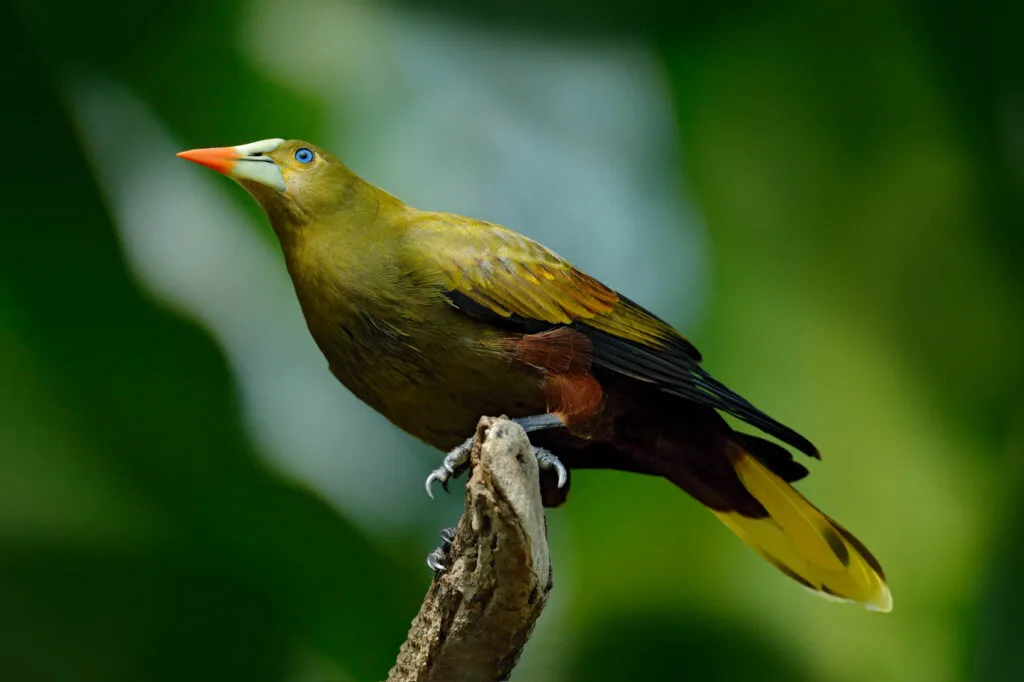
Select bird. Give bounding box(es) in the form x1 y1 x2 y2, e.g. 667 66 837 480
178 138 891 612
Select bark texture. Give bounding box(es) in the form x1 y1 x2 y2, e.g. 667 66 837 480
387 417 553 682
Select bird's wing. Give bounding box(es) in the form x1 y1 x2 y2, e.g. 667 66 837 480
406 214 818 458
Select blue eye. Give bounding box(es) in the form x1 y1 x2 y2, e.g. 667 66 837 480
294 147 314 164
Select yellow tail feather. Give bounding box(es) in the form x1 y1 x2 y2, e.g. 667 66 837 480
714 449 892 612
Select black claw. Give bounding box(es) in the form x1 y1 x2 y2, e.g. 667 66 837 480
426 527 459 574
441 478 451 494
426 548 447 573
440 526 457 548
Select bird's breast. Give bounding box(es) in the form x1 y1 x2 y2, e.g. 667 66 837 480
294 280 547 450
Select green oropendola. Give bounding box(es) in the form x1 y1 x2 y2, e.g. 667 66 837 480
178 138 891 612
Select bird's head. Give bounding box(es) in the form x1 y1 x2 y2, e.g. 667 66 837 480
177 138 371 231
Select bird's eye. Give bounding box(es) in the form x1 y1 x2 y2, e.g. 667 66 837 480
294 148 315 164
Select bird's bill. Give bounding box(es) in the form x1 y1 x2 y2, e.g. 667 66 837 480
177 138 287 191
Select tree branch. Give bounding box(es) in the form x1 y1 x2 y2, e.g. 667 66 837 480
387 417 553 682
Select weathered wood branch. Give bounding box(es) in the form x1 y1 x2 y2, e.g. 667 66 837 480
387 417 553 682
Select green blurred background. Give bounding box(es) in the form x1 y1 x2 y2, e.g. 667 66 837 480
3 0 1022 680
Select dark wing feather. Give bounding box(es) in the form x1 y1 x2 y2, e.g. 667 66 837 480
409 213 818 459
735 434 810 482
585 329 819 457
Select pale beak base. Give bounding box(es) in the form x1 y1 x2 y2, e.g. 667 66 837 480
177 138 287 191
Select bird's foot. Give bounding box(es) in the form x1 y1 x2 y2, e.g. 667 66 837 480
534 446 568 489
426 526 458 573
425 437 474 498
424 434 567 498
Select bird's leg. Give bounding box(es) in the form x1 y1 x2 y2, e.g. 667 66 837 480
515 414 569 487
513 413 566 433
426 526 457 573
425 413 568 497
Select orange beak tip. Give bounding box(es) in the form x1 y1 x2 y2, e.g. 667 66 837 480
176 146 239 175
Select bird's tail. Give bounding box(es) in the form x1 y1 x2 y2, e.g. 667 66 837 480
713 447 892 612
